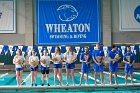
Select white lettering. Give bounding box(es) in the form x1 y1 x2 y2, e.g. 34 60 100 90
45 23 90 33
45 24 53 33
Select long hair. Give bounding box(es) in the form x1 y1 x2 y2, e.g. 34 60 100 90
31 49 36 56
55 46 61 55
17 49 22 56
66 46 74 55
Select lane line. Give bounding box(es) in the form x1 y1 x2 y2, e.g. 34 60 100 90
0 73 8 78
79 72 100 83
21 73 31 85
134 72 140 75
104 71 137 82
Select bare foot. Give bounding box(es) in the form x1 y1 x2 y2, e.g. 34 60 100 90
73 84 75 86
101 82 105 85
66 83 69 86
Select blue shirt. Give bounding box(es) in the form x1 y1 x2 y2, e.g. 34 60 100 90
123 52 135 65
92 49 104 62
108 50 119 66
80 52 92 62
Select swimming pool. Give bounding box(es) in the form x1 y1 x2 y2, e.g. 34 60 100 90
0 71 140 92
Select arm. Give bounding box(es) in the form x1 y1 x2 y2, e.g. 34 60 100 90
29 57 36 67
108 57 117 61
52 54 56 63
35 57 39 66
71 52 77 63
63 53 67 62
92 56 98 64
13 56 17 64
13 56 19 65
40 57 46 67
58 54 64 63
122 54 129 64
130 55 135 66
80 54 86 63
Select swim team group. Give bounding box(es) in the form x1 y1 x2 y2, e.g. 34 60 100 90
13 43 135 87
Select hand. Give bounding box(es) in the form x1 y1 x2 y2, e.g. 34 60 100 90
53 56 58 61
15 58 20 64
85 60 88 64
114 58 118 62
84 55 89 61
112 61 115 64
69 59 74 64
98 62 101 66
58 60 63 63
129 64 132 67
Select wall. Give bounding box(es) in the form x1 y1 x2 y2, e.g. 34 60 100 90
0 0 140 46
0 0 33 46
111 0 140 44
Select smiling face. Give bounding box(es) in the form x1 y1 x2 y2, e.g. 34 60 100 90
55 47 61 54
16 49 22 56
68 46 72 52
127 46 131 52
96 43 100 49
112 47 116 51
32 50 36 56
84 47 89 53
43 49 48 56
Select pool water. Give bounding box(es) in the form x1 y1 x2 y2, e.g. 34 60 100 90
0 71 140 92
0 71 140 85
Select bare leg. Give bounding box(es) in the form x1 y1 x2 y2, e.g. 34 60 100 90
31 71 34 85
58 68 63 86
19 71 22 86
79 73 84 86
100 72 104 85
114 72 117 84
71 69 75 86
66 69 70 86
94 72 97 85
110 72 112 85
16 71 20 86
125 73 128 85
54 68 57 86
130 74 133 84
34 71 37 86
42 74 44 85
46 74 50 86
85 74 88 85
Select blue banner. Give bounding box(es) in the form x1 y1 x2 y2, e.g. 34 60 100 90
36 0 101 45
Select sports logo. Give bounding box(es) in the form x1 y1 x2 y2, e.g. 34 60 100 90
134 5 140 23
57 5 78 22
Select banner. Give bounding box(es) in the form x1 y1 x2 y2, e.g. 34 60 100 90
36 0 101 45
0 0 16 33
119 0 140 31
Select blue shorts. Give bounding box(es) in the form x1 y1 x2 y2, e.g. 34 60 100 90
94 63 104 72
66 62 75 69
40 65 49 71
29 66 38 71
54 64 62 68
109 64 118 72
81 62 90 74
125 64 134 74
15 68 23 71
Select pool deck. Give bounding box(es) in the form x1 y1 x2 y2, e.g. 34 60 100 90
0 83 140 92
